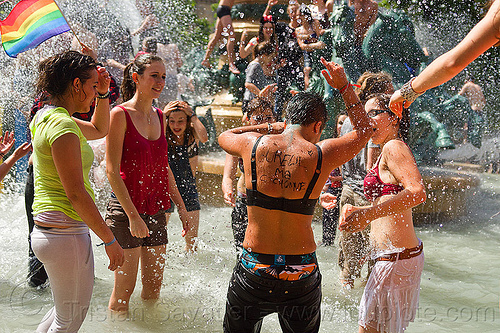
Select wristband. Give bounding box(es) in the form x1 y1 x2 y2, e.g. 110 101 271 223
339 82 351 94
97 237 116 247
97 91 110 99
400 77 423 103
267 122 273 134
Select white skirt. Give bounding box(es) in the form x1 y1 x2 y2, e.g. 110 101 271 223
358 250 424 333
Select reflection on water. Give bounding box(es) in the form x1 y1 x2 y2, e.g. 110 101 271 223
1 173 499 332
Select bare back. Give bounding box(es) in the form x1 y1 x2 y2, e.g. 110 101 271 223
242 133 328 255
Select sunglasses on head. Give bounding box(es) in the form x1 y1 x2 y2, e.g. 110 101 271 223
367 109 393 118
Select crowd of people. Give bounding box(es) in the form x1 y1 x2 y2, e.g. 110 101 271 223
0 0 498 332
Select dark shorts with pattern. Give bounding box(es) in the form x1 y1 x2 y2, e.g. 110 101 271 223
105 196 168 249
223 260 322 333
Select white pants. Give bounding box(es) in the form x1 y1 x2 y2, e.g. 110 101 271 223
31 226 94 333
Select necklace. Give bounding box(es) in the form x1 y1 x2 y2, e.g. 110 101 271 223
147 110 151 125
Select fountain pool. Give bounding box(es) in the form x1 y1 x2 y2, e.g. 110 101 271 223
0 172 499 332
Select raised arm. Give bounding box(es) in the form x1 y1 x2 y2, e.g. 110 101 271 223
0 132 31 182
53 132 123 270
239 31 258 59
263 0 278 17
390 0 500 112
318 58 373 168
74 66 111 140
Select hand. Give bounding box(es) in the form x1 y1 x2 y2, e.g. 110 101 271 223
268 0 278 7
129 216 150 238
105 241 124 271
338 204 370 233
320 57 348 90
389 90 410 117
163 101 181 117
320 192 337 210
270 122 286 134
11 142 32 160
223 189 236 207
81 43 97 61
241 29 249 41
259 83 277 99
178 101 194 117
96 66 111 95
0 131 15 157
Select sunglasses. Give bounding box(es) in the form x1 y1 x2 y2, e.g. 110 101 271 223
367 109 393 118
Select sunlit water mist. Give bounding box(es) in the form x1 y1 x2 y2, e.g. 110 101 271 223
0 171 499 332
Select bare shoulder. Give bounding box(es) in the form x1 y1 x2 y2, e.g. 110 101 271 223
382 139 414 163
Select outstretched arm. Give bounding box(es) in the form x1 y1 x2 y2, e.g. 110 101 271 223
390 0 500 112
0 141 31 182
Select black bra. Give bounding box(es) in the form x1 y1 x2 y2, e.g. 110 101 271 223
246 135 322 215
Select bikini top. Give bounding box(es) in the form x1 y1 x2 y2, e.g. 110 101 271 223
364 155 404 202
246 135 322 215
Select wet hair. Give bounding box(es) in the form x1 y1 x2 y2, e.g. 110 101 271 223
355 71 393 103
246 97 274 117
285 92 328 126
368 93 410 141
121 53 164 102
36 51 96 99
254 41 276 58
142 36 158 54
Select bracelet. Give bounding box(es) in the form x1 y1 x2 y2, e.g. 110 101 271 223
400 77 423 103
0 152 4 158
345 101 362 110
267 122 273 134
97 91 110 99
339 82 351 94
97 237 116 247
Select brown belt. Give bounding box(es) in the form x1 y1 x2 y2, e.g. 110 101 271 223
376 242 423 262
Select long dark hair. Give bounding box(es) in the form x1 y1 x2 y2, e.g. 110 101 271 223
36 51 96 99
121 53 164 102
259 16 277 46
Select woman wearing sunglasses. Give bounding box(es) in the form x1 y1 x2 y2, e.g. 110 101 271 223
340 93 426 333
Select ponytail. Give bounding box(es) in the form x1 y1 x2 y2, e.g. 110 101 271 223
120 53 164 102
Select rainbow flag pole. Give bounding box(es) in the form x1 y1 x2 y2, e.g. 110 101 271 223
52 0 83 47
0 0 81 58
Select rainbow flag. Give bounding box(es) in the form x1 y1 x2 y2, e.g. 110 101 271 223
0 0 70 58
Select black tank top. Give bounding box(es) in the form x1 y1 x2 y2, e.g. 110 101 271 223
246 135 322 215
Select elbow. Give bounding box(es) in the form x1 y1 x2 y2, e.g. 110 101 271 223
199 134 209 143
410 184 427 206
